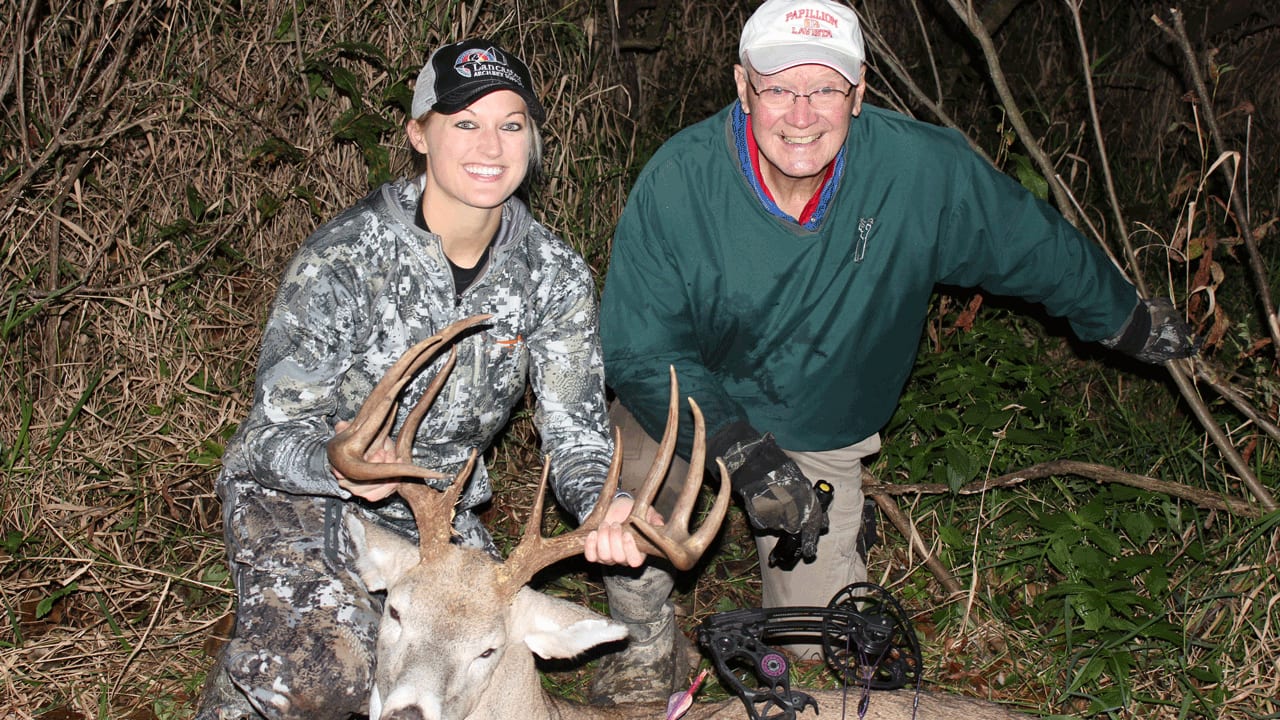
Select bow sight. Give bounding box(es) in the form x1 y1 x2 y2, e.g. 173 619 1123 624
696 582 923 720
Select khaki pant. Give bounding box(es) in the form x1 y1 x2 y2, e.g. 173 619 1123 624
609 402 880 655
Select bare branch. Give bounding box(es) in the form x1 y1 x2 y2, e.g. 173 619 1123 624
1060 2 1275 513
866 459 1263 517
868 487 964 597
1152 8 1280 359
1193 361 1280 445
938 0 1078 223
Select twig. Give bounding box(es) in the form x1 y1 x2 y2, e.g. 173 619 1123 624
867 487 963 597
1063 0 1132 269
0 1 154 213
1065 3 1275 513
112 577 172 695
1193 361 1280 444
1152 8 1280 359
1168 365 1277 512
861 27 993 166
907 0 943 105
865 459 1262 517
939 0 1077 224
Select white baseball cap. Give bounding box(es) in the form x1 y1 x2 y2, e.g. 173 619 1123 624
739 0 866 85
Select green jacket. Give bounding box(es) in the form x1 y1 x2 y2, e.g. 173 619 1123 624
600 102 1138 455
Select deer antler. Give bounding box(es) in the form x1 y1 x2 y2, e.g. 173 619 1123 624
498 366 731 593
327 314 490 482
326 314 489 553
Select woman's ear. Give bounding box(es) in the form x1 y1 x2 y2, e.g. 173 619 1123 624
406 116 430 155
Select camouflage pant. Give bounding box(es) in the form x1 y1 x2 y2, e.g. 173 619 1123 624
196 485 383 720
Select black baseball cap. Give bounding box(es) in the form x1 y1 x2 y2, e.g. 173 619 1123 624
411 39 545 122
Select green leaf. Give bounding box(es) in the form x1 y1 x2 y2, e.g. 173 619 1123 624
1070 544 1109 579
1145 564 1170 596
1188 662 1223 683
191 439 225 466
327 65 363 99
1038 512 1075 534
938 524 968 549
943 445 976 491
2 531 26 554
332 108 394 146
185 184 206 220
1111 553 1156 577
330 41 386 66
1119 511 1156 545
1009 152 1049 200
1074 588 1111 630
1067 654 1108 692
248 137 304 168
1086 526 1123 556
272 8 296 41
201 563 230 587
1103 589 1147 618
1046 539 1075 576
36 582 78 619
255 192 282 220
1000 427 1042 445
932 409 962 432
364 144 392 186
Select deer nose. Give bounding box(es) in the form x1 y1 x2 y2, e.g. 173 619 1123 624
384 708 426 720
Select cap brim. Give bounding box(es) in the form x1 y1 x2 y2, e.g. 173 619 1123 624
433 80 546 123
744 46 863 85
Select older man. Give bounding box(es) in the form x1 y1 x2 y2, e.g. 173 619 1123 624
592 0 1195 703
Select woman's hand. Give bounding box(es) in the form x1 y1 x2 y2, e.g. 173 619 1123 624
584 496 666 567
331 420 403 502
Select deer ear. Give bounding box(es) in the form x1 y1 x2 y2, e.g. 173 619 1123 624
511 587 629 659
345 513 420 591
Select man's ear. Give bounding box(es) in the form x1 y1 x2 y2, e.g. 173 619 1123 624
733 64 751 114
852 64 868 118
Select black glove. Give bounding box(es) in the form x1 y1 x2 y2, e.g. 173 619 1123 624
1100 297 1198 363
710 422 825 563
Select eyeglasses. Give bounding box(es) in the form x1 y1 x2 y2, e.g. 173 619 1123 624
747 80 854 110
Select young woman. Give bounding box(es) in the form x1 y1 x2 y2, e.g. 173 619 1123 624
196 39 643 720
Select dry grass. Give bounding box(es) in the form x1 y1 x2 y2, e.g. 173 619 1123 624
2 0 1277 719
0 1 663 716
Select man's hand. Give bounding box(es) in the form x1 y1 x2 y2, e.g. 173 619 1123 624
715 428 825 563
1102 297 1198 364
584 495 666 567
331 420 402 502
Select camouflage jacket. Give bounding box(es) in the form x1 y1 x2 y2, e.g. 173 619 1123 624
217 177 613 549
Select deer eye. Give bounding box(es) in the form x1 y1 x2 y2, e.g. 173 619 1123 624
478 648 496 659
388 605 401 623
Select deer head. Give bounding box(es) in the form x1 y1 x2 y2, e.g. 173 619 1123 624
331 316 730 720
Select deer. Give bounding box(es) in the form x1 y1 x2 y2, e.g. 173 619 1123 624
329 316 1032 720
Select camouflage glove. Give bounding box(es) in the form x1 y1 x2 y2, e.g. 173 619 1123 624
710 422 825 562
1101 297 1198 363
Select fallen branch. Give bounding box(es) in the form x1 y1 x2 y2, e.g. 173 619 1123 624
864 457 1264 601
866 459 1262 517
868 487 964 597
